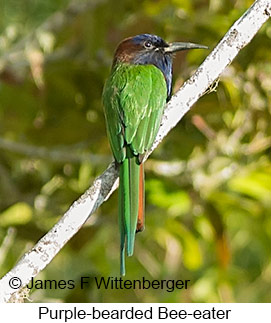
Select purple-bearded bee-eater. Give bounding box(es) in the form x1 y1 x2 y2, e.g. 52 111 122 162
103 34 207 275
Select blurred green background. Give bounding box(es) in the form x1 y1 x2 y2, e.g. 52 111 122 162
1 0 271 302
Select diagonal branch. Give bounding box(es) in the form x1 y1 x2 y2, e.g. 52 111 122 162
0 0 270 303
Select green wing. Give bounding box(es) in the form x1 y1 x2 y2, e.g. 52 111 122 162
102 63 167 162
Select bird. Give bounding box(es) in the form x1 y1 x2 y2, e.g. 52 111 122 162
102 33 207 275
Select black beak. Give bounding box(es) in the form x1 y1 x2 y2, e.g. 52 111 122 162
164 42 208 53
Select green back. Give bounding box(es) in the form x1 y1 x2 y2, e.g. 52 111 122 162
103 63 167 162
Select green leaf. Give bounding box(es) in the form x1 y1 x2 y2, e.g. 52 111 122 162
0 202 33 227
147 179 191 216
168 219 202 270
228 171 271 205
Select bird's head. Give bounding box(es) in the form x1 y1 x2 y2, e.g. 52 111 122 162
113 33 207 65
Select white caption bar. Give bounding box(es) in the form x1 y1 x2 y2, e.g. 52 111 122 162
0 303 269 322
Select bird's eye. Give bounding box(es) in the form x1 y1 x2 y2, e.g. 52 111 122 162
144 40 153 48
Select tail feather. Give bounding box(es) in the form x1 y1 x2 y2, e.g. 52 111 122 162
118 158 129 276
137 163 145 232
127 157 140 255
119 155 144 275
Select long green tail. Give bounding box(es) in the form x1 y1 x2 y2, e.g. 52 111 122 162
119 155 140 276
